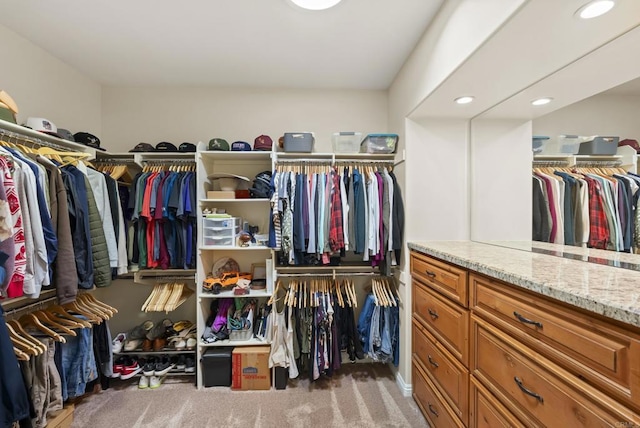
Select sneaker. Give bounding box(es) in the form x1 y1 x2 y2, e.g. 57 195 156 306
120 358 141 380
112 332 127 354
154 356 174 376
175 355 186 371
142 358 156 376
112 356 125 378
138 375 149 389
185 357 195 373
149 375 163 389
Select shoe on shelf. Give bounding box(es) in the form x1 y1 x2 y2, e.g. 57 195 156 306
154 356 174 376
185 337 197 350
142 358 157 376
112 332 127 354
175 355 186 371
142 339 153 352
138 375 149 389
185 357 195 373
128 320 154 340
112 357 125 378
149 375 163 389
153 337 167 352
124 339 142 352
120 358 142 380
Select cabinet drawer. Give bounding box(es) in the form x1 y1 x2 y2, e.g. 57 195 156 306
471 273 640 408
471 316 638 427
411 252 468 307
413 319 469 425
414 280 469 366
470 376 525 428
412 359 465 428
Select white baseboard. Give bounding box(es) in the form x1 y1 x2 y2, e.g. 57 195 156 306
395 371 412 397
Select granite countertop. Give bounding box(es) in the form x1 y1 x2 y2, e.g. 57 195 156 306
408 241 640 329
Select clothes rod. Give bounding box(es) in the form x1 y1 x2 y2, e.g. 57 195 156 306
276 272 388 279
2 296 57 319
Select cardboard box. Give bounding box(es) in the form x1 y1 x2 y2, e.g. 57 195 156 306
232 346 271 390
207 191 236 199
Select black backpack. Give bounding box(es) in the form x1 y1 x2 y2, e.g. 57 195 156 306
250 171 272 199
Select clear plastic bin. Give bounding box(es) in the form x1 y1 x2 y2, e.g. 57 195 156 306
203 217 241 230
332 132 362 153
203 227 235 239
360 134 398 154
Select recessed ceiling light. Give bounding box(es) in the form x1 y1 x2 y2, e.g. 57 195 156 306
576 0 615 19
454 96 474 105
289 0 343 10
531 97 553 106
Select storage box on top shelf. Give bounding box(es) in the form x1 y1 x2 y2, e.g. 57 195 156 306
360 134 398 154
577 136 620 155
283 132 314 152
332 132 362 153
231 346 271 390
537 134 589 155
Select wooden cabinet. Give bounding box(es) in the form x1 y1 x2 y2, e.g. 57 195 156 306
410 250 640 427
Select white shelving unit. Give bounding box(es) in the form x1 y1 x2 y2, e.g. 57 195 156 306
195 149 274 389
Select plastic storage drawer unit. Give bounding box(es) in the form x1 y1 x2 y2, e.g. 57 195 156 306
201 347 234 387
284 133 314 152
360 134 398 154
578 136 619 155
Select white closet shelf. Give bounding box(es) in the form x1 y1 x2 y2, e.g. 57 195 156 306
199 245 271 251
199 198 269 203
274 152 396 161
200 338 268 348
199 151 273 161
199 289 272 299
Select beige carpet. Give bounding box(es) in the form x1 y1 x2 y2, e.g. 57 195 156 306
71 364 428 428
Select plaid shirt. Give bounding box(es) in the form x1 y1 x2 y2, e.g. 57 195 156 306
583 176 609 249
329 169 344 252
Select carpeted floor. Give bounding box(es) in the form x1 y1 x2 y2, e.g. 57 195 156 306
71 364 428 427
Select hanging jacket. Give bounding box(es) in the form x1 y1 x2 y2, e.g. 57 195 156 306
83 175 111 288
38 158 77 303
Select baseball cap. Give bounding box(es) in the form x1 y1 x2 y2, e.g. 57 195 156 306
209 138 229 151
619 139 640 154
231 141 252 151
254 135 273 151
25 117 61 138
74 132 105 151
179 142 197 152
57 128 75 142
155 142 178 152
129 143 156 152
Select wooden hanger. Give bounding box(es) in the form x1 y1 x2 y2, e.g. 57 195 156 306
6 323 41 356
78 293 117 316
46 305 92 328
62 300 102 324
18 313 65 343
32 310 77 336
7 320 47 353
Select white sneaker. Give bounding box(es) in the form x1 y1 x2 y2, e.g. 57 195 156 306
112 332 127 354
138 375 149 389
149 375 163 389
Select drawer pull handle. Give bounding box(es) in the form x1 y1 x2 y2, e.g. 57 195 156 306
425 270 436 278
514 377 544 404
513 311 543 329
428 309 439 319
428 355 439 368
428 403 439 417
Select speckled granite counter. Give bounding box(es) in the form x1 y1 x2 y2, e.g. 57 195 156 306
408 241 640 329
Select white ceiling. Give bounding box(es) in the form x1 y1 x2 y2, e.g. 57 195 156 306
0 0 444 89
603 76 640 96
410 0 640 120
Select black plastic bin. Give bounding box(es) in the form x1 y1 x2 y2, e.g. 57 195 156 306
201 347 233 387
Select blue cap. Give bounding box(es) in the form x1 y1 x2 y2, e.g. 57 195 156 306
231 141 252 151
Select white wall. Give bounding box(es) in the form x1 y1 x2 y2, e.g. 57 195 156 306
0 24 102 135
533 93 640 143
101 86 387 153
470 119 532 242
